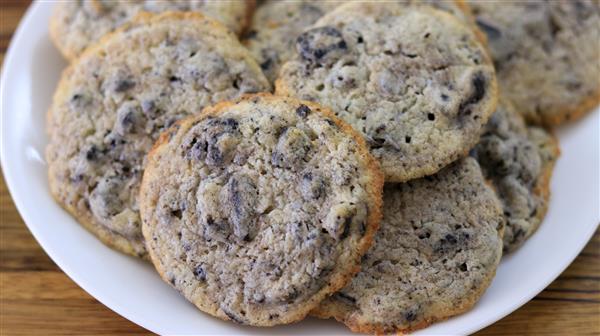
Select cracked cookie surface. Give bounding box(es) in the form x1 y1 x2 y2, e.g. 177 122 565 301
50 0 254 60
468 0 600 126
472 98 559 252
312 157 503 334
276 2 497 182
140 94 383 326
46 12 270 258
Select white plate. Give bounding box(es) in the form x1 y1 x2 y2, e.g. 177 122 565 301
2 2 599 335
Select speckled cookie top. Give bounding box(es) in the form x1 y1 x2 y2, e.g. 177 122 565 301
46 12 270 257
276 2 497 182
140 94 383 326
472 99 559 252
245 0 341 83
245 0 478 84
313 157 504 334
50 0 254 60
468 0 600 126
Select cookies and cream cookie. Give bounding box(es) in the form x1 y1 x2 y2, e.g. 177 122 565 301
46 12 270 258
313 158 504 334
276 2 497 182
246 0 481 84
140 94 383 326
50 0 255 60
468 0 600 126
472 98 560 252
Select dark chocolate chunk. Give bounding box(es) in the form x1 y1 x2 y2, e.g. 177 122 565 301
85 145 100 161
435 232 462 254
404 309 418 322
260 57 272 71
244 29 257 39
296 104 312 118
193 265 207 281
187 137 208 161
113 78 135 92
115 102 143 135
475 18 502 40
226 175 258 241
296 26 347 67
457 72 487 121
222 307 245 324
202 118 241 166
171 209 182 219
283 286 299 303
336 292 357 305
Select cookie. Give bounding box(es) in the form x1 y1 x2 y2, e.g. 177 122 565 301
46 12 270 258
50 0 255 60
246 0 482 84
276 2 497 182
139 94 383 326
312 157 504 334
472 98 560 252
468 1 600 126
244 0 341 83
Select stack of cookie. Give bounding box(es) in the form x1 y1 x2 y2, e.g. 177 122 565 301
46 0 598 334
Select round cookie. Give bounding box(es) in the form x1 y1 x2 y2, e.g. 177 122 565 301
312 157 504 334
468 1 600 126
245 0 481 84
472 98 560 253
50 0 255 60
46 12 270 258
139 94 383 326
276 2 497 182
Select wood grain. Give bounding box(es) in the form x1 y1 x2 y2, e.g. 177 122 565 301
0 1 598 335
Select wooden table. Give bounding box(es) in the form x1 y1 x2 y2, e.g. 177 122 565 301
1 2 599 335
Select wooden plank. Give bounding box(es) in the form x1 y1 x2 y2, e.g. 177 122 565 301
2 300 149 335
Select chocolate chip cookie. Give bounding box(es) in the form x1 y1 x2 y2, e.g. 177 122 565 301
140 94 383 326
46 12 270 258
468 0 600 126
276 2 497 182
312 157 504 334
50 0 255 60
472 98 560 252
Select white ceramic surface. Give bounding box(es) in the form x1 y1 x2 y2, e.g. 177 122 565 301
1 2 599 335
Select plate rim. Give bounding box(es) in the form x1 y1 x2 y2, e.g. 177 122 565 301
1 1 599 335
